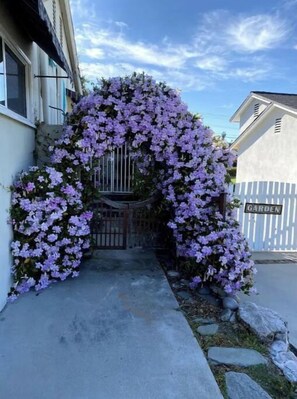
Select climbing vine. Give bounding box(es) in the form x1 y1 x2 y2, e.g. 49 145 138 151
51 73 255 294
9 72 255 300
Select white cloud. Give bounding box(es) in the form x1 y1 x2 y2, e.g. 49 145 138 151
76 24 195 68
83 48 105 59
193 11 288 54
70 0 96 20
80 62 209 91
114 21 128 29
195 56 227 72
71 5 292 91
231 66 271 81
227 15 288 52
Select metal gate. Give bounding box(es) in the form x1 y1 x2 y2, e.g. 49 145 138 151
93 143 135 193
91 193 228 250
234 181 297 251
91 195 162 249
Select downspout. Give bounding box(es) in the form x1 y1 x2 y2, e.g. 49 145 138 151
40 51 49 123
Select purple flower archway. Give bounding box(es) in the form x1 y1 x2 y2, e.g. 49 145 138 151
9 73 254 300
52 73 255 294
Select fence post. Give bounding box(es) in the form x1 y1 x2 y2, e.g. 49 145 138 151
219 193 227 221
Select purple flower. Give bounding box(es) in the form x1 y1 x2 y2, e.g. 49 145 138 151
35 273 50 291
48 234 58 243
10 72 255 301
25 182 35 192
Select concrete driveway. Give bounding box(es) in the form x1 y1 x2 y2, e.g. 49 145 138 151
240 252 297 348
0 250 222 399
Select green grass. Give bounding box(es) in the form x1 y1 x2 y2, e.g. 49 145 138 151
191 320 269 357
183 300 296 399
166 266 297 399
211 364 296 399
246 365 296 399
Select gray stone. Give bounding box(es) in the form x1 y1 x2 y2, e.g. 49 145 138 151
229 312 237 323
199 294 221 307
36 123 63 166
208 347 267 367
176 291 191 300
225 372 272 399
220 309 233 322
270 340 289 357
172 283 181 289
238 302 287 342
180 279 189 286
270 348 297 382
194 317 216 325
223 296 239 311
198 286 211 295
283 359 297 382
275 331 289 344
167 270 180 279
271 350 296 368
197 324 219 336
210 284 227 298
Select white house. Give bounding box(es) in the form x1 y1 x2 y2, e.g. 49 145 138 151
230 91 297 251
230 91 297 183
0 0 82 311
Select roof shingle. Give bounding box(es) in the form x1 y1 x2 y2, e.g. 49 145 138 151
252 91 297 110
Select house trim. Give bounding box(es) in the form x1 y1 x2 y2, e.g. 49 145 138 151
231 102 297 150
0 106 36 128
231 93 297 150
59 0 82 95
230 93 270 123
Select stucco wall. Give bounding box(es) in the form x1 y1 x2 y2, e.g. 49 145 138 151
236 108 297 183
0 115 35 310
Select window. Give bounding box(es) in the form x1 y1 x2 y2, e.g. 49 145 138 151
254 103 259 118
275 118 282 134
0 38 27 118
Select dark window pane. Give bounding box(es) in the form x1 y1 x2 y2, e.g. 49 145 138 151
0 38 5 106
5 45 26 117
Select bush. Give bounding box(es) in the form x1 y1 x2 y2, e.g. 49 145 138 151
9 166 92 300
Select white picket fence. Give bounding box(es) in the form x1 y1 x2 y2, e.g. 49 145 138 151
234 181 297 251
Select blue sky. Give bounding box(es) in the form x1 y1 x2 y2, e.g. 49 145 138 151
69 0 297 142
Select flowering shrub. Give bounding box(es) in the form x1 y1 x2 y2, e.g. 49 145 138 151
9 166 92 300
51 72 255 294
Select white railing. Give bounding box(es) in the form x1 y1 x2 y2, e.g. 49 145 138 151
93 143 135 193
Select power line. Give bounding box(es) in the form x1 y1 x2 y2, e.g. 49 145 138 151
202 112 234 118
207 124 239 130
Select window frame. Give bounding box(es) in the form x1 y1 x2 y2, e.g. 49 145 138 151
0 28 34 127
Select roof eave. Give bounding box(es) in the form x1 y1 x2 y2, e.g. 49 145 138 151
59 0 82 95
230 103 274 150
230 92 271 123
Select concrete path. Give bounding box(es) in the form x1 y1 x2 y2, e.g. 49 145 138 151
240 251 297 348
0 250 222 399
